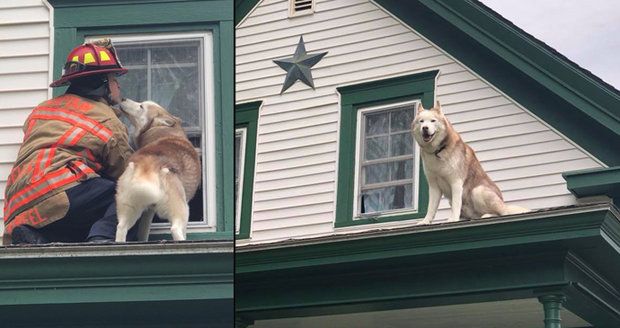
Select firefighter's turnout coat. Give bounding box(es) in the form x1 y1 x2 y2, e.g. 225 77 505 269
3 94 132 242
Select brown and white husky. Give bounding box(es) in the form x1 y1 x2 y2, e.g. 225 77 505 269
412 101 528 225
115 99 201 241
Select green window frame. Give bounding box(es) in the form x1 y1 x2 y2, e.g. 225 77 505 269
335 70 439 228
49 0 234 240
235 101 260 240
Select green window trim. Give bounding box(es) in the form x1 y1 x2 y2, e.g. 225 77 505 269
235 101 261 239
49 0 234 240
335 70 438 228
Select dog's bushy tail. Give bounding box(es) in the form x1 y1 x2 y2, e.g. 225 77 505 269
500 204 529 216
119 162 164 206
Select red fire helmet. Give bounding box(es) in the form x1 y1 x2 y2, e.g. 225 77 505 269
50 42 128 88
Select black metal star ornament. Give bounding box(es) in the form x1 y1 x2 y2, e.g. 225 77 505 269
273 36 328 94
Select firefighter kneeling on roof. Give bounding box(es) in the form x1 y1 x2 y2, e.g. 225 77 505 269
3 40 138 245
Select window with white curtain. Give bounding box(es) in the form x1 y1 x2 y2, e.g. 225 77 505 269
355 101 420 217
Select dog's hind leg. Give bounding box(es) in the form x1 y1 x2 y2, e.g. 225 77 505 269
116 202 144 242
158 178 189 241
165 201 189 241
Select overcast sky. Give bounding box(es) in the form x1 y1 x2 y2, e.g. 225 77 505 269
480 0 620 90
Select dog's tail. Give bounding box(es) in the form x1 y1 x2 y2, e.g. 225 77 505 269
120 162 165 205
500 203 529 216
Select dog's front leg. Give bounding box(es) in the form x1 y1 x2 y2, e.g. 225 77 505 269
418 183 441 225
447 180 463 222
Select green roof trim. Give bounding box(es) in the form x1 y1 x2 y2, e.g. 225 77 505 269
563 166 620 201
235 0 259 25
236 204 620 326
0 241 233 327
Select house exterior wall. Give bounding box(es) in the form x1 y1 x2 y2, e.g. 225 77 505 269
0 0 52 240
235 0 604 244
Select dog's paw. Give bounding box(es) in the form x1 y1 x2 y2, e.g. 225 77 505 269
416 218 432 225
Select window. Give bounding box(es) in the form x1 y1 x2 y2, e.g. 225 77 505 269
235 101 260 239
335 70 439 227
289 0 314 17
235 128 247 234
91 32 216 233
355 101 419 217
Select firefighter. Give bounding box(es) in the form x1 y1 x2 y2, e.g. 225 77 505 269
3 40 137 244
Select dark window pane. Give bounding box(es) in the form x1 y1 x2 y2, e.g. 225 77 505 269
364 162 389 184
390 159 414 181
365 112 388 136
390 132 413 156
365 136 388 160
390 107 415 132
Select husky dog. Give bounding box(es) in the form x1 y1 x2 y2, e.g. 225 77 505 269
115 99 201 241
412 101 528 224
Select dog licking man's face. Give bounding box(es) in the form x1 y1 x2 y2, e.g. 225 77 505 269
412 103 446 146
119 98 155 131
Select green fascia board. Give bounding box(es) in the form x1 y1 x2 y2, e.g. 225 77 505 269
49 0 232 28
0 241 233 305
563 166 620 199
237 204 618 274
0 242 233 326
235 101 261 240
372 0 620 165
236 204 620 324
0 241 234 327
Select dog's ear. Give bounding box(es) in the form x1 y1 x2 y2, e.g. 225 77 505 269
417 103 425 114
431 100 443 114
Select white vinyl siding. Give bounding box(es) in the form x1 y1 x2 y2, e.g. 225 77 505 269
0 0 51 241
235 0 603 244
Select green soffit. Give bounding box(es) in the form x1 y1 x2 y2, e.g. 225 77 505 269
235 0 620 165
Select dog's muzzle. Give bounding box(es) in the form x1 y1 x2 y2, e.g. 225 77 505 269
422 128 434 142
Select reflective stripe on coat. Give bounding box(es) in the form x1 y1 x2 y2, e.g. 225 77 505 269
3 94 132 241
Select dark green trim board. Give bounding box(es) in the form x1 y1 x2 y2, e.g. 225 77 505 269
49 0 234 239
563 166 620 202
235 101 261 239
335 70 438 227
236 203 620 326
371 0 620 165
235 0 260 26
0 241 233 327
51 1 232 28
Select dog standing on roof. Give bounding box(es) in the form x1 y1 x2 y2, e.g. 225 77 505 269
411 101 528 224
115 99 201 241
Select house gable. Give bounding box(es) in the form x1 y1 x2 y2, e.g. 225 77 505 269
235 0 608 244
236 0 620 164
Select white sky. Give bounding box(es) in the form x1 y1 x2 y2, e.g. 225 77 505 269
480 0 620 90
